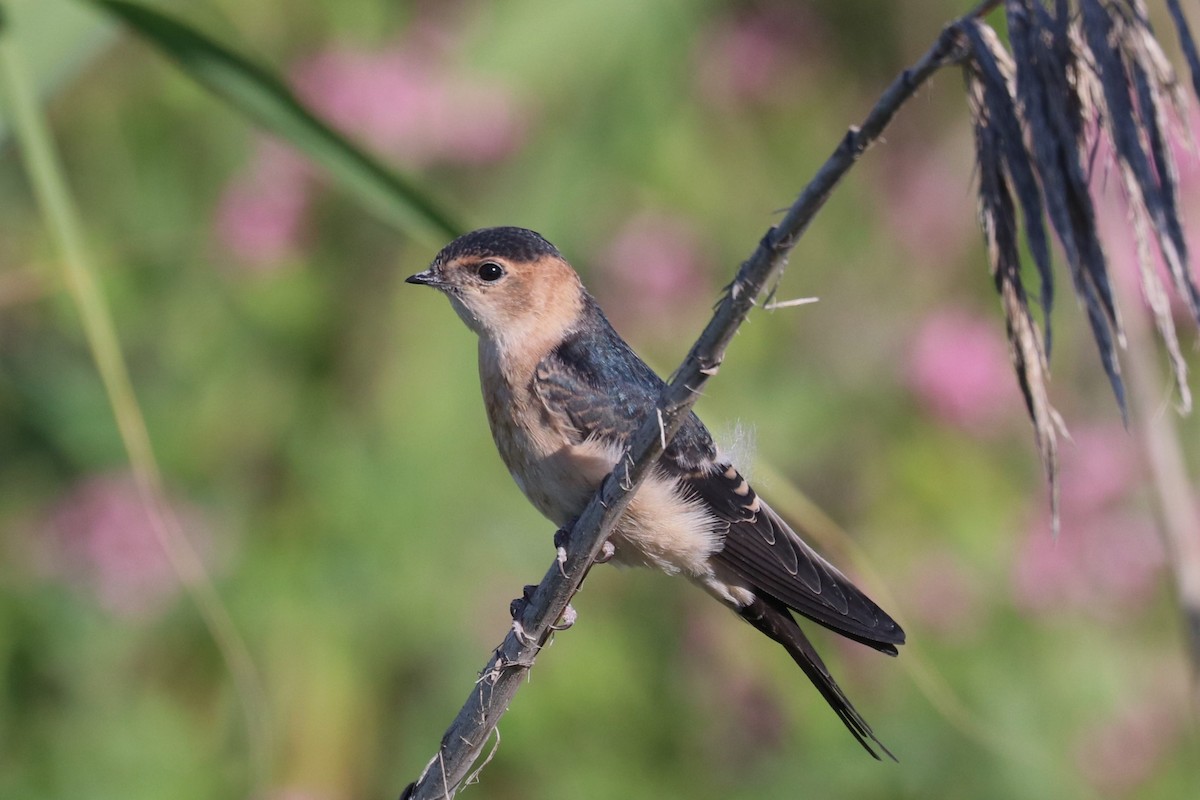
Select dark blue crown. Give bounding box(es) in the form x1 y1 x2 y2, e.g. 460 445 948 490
433 227 561 266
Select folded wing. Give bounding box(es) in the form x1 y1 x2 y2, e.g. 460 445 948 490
686 463 905 654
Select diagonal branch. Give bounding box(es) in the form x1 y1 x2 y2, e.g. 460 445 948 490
397 9 982 799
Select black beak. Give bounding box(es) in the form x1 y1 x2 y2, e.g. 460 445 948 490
406 269 442 287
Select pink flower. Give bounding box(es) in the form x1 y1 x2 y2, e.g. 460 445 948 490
901 549 981 637
694 5 827 107
214 24 526 269
906 308 1021 433
43 472 211 620
1073 691 1184 796
881 140 978 268
427 81 526 165
679 610 787 764
594 212 713 335
289 39 524 168
1057 425 1140 514
1011 423 1161 618
213 138 312 269
1012 510 1163 619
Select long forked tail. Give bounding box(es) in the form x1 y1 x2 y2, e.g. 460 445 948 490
737 594 896 761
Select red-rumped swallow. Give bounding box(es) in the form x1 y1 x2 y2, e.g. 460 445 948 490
407 227 904 758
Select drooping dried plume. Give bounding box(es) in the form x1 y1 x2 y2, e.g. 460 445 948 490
963 0 1200 524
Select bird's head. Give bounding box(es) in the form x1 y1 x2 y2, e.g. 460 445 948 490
408 227 586 348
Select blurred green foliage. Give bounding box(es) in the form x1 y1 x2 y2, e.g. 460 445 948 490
1 1 1198 799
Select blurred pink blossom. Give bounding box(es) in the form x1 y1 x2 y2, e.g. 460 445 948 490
901 549 981 637
881 141 978 268
214 138 312 269
1056 425 1141 514
906 308 1021 433
43 473 211 620
1073 692 1184 796
680 610 787 762
290 42 524 167
214 24 526 268
693 5 827 106
595 212 713 333
1012 423 1161 618
1012 509 1163 619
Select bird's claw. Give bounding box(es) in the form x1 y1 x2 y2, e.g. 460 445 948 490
553 525 615 568
553 526 572 576
552 526 572 551
594 539 616 564
550 603 578 631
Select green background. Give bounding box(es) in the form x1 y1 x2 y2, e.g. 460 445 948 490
1 1 1198 798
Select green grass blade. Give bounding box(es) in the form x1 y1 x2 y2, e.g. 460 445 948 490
0 6 272 789
0 0 116 145
86 0 463 245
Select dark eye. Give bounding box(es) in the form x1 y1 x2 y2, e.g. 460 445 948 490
477 261 505 282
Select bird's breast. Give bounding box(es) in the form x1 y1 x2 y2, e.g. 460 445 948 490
478 342 725 578
480 347 598 525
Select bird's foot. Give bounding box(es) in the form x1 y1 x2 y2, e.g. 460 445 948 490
552 526 571 550
553 526 572 576
595 539 616 564
550 604 578 631
553 525 615 569
509 584 575 636
509 584 538 620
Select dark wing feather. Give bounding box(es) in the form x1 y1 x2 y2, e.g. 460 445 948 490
689 464 905 653
534 298 903 654
738 593 895 760
533 300 717 468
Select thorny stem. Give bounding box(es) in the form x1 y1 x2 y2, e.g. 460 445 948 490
399 11 976 800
